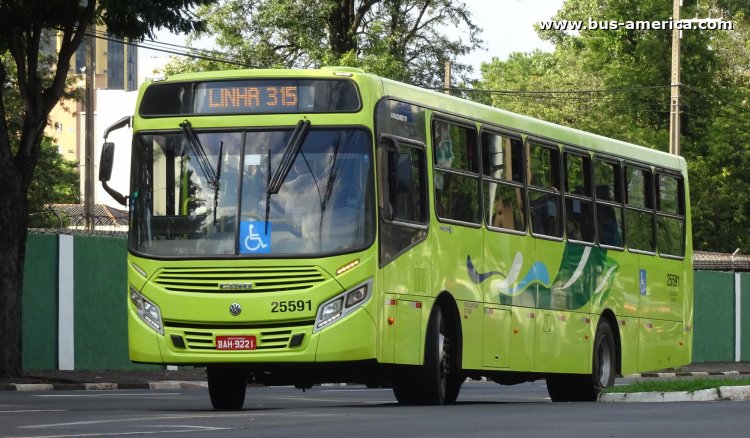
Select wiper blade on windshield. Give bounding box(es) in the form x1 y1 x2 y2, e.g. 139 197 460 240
213 141 224 226
263 119 311 235
267 119 311 194
179 119 218 190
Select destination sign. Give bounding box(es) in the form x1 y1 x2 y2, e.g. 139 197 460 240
196 81 302 114
140 78 360 116
203 85 299 111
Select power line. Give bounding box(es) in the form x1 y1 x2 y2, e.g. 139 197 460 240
681 84 750 116
442 85 671 96
82 28 259 69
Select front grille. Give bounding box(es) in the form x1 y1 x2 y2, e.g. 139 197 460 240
154 266 328 293
168 324 308 351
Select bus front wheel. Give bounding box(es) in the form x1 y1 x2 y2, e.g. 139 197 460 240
392 305 462 405
207 365 247 410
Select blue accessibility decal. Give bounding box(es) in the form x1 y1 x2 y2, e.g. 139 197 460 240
240 221 271 254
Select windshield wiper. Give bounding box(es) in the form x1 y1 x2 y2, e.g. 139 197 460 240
263 119 311 233
267 119 311 194
213 141 224 226
179 119 218 190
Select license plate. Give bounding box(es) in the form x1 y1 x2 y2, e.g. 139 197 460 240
216 335 257 350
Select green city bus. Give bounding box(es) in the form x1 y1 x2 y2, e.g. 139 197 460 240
99 67 692 409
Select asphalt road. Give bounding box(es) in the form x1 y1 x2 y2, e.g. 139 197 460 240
1 380 747 437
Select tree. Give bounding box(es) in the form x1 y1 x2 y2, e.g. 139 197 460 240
27 137 80 213
0 0 214 376
166 0 483 88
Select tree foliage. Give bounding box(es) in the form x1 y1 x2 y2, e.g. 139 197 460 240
0 0 214 376
479 0 750 254
166 0 483 88
27 137 80 214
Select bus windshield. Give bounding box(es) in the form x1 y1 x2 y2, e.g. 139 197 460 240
130 127 374 257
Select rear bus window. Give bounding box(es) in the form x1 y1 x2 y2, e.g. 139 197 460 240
656 174 685 257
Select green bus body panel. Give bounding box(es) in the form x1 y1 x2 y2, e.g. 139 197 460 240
618 316 640 375
126 68 693 378
535 309 591 374
509 307 536 371
316 307 376 361
482 306 510 368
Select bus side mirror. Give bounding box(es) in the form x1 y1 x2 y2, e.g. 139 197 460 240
98 114 132 206
99 141 115 182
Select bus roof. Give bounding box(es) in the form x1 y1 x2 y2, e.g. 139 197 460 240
144 67 685 172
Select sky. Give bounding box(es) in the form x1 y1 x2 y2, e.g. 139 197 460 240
458 0 563 76
138 0 565 83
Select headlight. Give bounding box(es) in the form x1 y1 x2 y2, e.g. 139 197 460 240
314 279 372 333
130 286 163 335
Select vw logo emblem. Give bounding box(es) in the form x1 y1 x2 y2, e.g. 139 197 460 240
229 303 242 316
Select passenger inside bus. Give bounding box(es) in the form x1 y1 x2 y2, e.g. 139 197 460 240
595 184 622 246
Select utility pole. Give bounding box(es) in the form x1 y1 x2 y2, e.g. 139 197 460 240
669 0 681 156
84 30 95 230
444 61 451 95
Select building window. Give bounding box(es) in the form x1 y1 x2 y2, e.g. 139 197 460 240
107 38 125 89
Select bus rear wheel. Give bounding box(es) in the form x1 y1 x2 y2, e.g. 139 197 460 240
207 366 247 410
392 305 462 405
547 320 616 402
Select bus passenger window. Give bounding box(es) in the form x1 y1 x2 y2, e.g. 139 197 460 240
528 143 562 238
564 152 593 243
432 119 480 224
482 132 525 232
656 174 685 256
624 165 655 252
594 159 623 247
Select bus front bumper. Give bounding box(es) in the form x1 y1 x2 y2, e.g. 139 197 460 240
127 305 377 365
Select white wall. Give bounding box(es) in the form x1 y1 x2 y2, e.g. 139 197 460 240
79 89 137 210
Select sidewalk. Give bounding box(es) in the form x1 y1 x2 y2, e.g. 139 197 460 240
2 362 749 392
0 368 208 391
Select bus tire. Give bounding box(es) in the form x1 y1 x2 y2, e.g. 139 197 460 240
391 379 422 404
207 366 247 410
393 305 462 405
589 319 617 398
546 374 576 402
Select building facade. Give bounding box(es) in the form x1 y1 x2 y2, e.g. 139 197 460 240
45 26 138 164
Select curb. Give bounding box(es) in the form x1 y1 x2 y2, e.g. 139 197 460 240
6 381 207 392
600 385 750 402
623 370 748 378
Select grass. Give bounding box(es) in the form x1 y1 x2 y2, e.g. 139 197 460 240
605 378 750 394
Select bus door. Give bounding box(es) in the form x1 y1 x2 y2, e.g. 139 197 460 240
378 136 431 365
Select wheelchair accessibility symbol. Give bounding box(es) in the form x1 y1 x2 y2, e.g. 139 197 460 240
240 221 271 254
